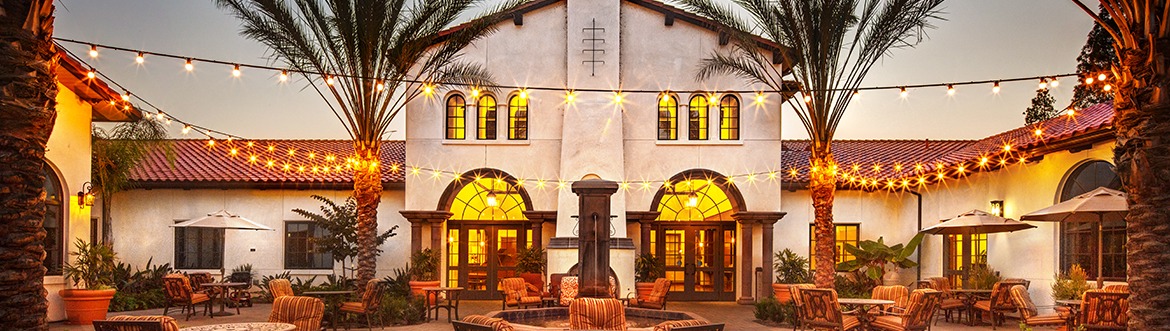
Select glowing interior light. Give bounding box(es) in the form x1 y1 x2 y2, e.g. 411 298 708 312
485 192 499 207
685 192 699 208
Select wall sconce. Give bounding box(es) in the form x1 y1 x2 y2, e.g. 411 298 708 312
77 182 95 208
990 200 1005 217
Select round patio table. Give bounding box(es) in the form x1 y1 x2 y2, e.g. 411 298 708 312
303 290 355 331
423 287 464 322
180 322 295 331
951 289 992 326
838 298 895 329
201 282 247 316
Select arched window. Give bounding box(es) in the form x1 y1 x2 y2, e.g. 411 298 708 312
449 177 528 221
42 163 64 275
656 179 736 221
446 94 466 139
688 95 708 140
719 95 739 140
1059 160 1124 280
477 95 497 140
658 94 678 140
508 95 528 140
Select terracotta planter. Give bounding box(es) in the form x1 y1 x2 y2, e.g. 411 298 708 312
59 288 117 325
635 282 655 299
409 280 442 305
772 283 795 304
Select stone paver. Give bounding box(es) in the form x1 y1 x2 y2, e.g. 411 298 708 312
50 300 1009 330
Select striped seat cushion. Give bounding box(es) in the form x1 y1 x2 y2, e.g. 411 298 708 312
653 319 707 331
269 296 325 331
1023 314 1068 326
339 302 367 313
569 298 627 331
268 279 295 298
973 300 992 311
939 298 964 309
190 293 210 304
842 315 860 330
870 315 904 330
872 285 910 310
107 315 180 331
462 315 515 331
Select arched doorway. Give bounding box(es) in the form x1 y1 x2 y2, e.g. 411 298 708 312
439 169 534 300
648 169 744 301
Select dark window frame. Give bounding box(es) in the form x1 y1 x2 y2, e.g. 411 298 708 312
808 223 860 271
284 221 334 270
174 220 224 270
688 95 709 140
658 94 678 140
508 95 528 140
446 94 466 139
477 94 498 140
1058 160 1125 281
719 95 740 140
42 163 65 275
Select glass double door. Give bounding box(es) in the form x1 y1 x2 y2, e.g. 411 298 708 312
652 223 736 301
446 222 531 300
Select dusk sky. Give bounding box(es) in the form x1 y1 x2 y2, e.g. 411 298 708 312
55 0 1095 141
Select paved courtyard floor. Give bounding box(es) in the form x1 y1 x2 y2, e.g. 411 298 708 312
50 300 1015 330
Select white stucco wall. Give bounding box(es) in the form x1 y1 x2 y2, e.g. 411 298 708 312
107 189 408 279
44 82 96 322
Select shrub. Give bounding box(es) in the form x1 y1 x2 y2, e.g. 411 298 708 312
1052 264 1091 300
108 258 173 312
753 296 795 325
835 272 873 299
382 266 413 298
969 263 1002 290
375 296 427 326
516 247 547 275
773 249 812 284
110 289 167 312
410 248 440 281
634 253 665 283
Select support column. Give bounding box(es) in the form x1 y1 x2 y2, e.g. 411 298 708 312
399 211 454 252
761 221 776 300
410 222 423 253
733 211 788 305
737 221 755 304
523 211 557 250
430 220 444 252
625 211 660 255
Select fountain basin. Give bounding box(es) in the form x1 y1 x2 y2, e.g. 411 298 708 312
488 307 707 331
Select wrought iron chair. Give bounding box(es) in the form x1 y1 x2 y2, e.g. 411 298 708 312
629 278 671 310
797 288 860 331
871 289 942 331
926 277 964 324
1008 285 1070 329
1079 289 1129 330
341 279 386 329
161 274 211 320
974 280 1026 329
788 284 816 331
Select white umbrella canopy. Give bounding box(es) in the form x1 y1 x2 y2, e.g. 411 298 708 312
171 210 274 231
921 209 1036 235
1021 187 1127 287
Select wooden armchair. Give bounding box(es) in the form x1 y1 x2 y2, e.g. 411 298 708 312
1008 285 1070 329
341 279 385 329
629 278 671 310
974 280 1025 329
161 274 211 320
569 298 627 331
269 296 325 331
500 277 542 310
1079 289 1129 330
927 277 965 323
798 288 860 331
871 289 942 331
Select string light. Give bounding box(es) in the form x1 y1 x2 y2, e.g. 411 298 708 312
946 84 955 96
1103 84 1112 91
279 70 288 82
135 52 144 64
88 45 98 58
182 125 192 135
470 88 479 98
1085 76 1095 84
121 91 131 101
325 76 335 86
992 81 1000 94
1038 78 1048 90
755 92 765 104
232 64 241 77
375 81 385 91
1098 73 1107 81
1049 77 1059 87
184 58 193 71
86 69 96 79
899 87 908 98
422 83 434 96
614 92 624 104
518 89 527 99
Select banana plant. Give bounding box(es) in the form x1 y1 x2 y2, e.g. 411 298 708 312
836 233 925 286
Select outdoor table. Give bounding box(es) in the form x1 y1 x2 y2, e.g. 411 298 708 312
201 282 247 316
951 289 992 326
303 290 355 331
838 298 895 329
423 287 464 322
1056 299 1083 326
180 322 295 331
542 296 559 307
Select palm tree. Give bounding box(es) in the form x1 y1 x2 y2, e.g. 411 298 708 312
0 0 56 328
215 0 522 287
675 0 944 288
92 118 172 244
1070 1 1170 328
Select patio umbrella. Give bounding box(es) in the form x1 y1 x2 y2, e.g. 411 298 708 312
171 210 274 231
920 209 1036 235
1020 187 1127 287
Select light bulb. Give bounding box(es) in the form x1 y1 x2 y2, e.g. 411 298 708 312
1098 73 1107 81
326 76 335 85
1103 84 1112 91
755 93 765 104
565 91 575 103
470 88 479 98
184 59 194 71
1039 79 1048 90
1066 109 1076 117
88 45 98 58
947 84 955 95
486 192 499 207
519 89 527 99
708 94 718 104
135 52 145 64
1085 77 1095 84
803 95 811 103
121 92 131 101
614 93 623 104
1034 128 1043 136
899 87 908 98
86 69 95 79
422 84 434 96
1049 78 1059 87
279 70 288 82
232 64 241 77
182 125 192 135
992 81 1001 94
686 192 698 208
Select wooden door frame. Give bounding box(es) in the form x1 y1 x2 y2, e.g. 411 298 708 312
447 221 531 300
652 222 736 301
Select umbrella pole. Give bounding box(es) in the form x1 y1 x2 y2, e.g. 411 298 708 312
1097 216 1104 289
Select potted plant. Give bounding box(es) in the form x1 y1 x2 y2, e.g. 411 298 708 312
836 233 924 288
1052 264 1091 300
634 253 665 298
516 247 547 295
408 248 441 304
59 239 118 324
772 249 812 304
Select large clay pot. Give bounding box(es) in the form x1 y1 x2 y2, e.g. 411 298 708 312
635 282 656 299
59 289 117 325
409 280 441 305
772 283 795 304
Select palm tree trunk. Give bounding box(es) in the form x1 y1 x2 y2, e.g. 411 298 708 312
1112 44 1170 329
809 153 837 288
101 197 112 244
352 143 382 290
0 0 56 329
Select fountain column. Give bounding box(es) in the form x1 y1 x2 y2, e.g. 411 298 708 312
572 179 618 298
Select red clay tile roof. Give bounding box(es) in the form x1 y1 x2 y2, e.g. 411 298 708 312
782 103 1115 188
130 140 405 189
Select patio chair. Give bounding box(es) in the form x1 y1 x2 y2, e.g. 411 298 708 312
161 274 211 320
1004 278 1031 289
568 297 627 331
871 289 942 331
269 278 295 299
872 285 910 315
187 272 215 294
499 277 542 310
1008 285 1070 329
269 295 325 331
788 284 816 331
653 320 723 331
341 279 385 329
797 288 860 331
228 271 253 308
1079 289 1129 330
94 315 181 331
974 280 1025 329
628 278 671 310
926 277 965 324
457 315 515 331
1101 284 1129 293
560 276 579 306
